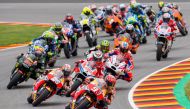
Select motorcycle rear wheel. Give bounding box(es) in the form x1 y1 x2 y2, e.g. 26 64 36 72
64 43 71 59
86 33 93 47
7 72 22 89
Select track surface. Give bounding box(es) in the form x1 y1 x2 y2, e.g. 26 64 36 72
0 2 190 109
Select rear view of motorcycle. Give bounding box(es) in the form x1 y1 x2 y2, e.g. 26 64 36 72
80 15 97 47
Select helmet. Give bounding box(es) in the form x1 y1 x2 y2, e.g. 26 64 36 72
100 40 110 53
90 4 97 12
106 5 113 15
61 64 71 77
93 50 103 62
42 31 54 43
82 7 91 16
52 22 62 33
119 4 126 12
166 3 173 9
33 45 44 58
163 13 171 23
126 24 134 34
162 6 169 13
105 74 116 87
158 1 165 9
131 3 139 12
120 41 129 53
173 3 178 10
65 13 74 24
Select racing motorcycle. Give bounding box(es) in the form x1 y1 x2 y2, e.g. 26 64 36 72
66 61 97 97
80 15 97 47
154 23 174 61
27 72 64 106
114 33 139 54
61 22 78 58
173 9 188 36
95 9 106 31
125 13 147 44
65 78 105 109
104 15 123 36
7 53 37 89
105 55 128 80
143 5 156 28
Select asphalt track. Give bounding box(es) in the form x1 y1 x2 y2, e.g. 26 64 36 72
0 2 190 109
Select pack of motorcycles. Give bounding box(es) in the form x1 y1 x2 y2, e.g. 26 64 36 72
6 3 188 109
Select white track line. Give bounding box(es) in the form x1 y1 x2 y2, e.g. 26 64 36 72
128 57 190 109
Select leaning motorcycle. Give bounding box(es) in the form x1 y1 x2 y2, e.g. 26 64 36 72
66 61 96 97
27 73 64 106
7 53 37 89
154 23 174 61
173 9 188 36
80 15 97 47
95 9 106 31
65 78 105 109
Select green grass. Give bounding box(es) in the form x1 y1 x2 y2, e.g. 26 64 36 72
0 24 49 46
185 80 190 100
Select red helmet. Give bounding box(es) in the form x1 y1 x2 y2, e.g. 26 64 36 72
65 13 74 24
61 64 72 77
120 41 129 53
105 74 116 87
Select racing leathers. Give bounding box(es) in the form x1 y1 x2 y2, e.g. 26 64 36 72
106 48 134 82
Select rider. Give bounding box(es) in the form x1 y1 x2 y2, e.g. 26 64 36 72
31 31 57 66
95 74 116 109
156 13 177 40
128 2 148 33
157 6 173 18
32 64 73 96
105 41 134 82
118 4 128 20
75 50 105 78
85 40 110 57
63 13 82 39
118 24 140 51
49 23 63 55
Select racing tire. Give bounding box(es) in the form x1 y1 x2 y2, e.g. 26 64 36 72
176 21 187 36
64 43 71 59
7 72 22 89
156 44 163 61
27 94 33 104
162 52 168 59
75 97 91 109
65 78 83 97
32 88 50 106
48 62 55 67
86 33 93 47
93 39 97 46
142 37 147 44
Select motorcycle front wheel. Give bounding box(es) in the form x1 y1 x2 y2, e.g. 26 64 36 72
32 88 51 106
156 44 163 61
7 72 23 89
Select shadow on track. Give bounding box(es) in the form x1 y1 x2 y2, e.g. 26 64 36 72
37 102 67 107
11 84 33 89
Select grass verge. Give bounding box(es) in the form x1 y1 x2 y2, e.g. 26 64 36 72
0 24 49 46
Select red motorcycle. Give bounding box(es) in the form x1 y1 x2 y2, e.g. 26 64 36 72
66 60 98 97
65 78 105 109
27 72 63 106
